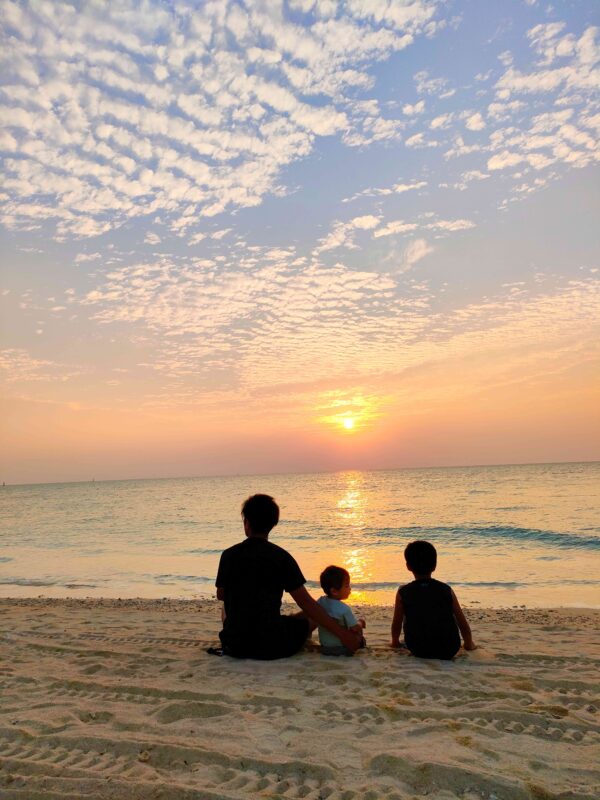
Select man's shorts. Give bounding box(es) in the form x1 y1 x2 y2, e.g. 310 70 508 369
220 616 310 660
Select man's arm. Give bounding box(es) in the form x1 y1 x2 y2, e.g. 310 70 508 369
215 551 227 602
289 586 361 653
451 590 476 650
390 589 404 647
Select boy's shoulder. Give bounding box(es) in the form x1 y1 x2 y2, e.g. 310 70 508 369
318 596 351 611
400 577 453 596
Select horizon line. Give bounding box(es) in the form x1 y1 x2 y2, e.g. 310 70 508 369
3 458 599 489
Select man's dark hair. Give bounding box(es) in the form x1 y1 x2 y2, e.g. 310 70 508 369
404 540 437 574
320 565 350 597
241 494 280 535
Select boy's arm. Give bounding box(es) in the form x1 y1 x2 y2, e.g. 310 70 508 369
451 590 476 650
390 589 404 647
216 587 225 601
289 586 361 653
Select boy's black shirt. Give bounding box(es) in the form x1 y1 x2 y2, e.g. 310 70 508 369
216 537 306 651
400 577 460 659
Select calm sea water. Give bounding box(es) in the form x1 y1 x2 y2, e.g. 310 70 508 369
1 463 599 608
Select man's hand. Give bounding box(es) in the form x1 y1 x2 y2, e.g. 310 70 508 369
463 639 477 651
338 628 361 653
358 618 366 629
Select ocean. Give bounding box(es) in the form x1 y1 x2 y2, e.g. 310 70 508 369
1 462 599 608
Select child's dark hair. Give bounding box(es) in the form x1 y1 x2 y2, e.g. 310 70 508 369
320 565 349 597
241 494 279 535
404 540 437 574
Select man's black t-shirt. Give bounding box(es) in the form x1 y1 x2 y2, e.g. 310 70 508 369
216 537 306 658
400 577 460 659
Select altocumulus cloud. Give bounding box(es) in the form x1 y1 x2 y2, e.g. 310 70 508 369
0 0 439 240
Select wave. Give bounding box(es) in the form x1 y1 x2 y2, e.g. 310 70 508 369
150 573 216 584
0 577 97 588
360 525 600 550
305 578 598 591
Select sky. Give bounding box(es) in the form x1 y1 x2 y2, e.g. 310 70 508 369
0 0 599 485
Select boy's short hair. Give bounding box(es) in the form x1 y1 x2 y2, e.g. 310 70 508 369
241 494 279 535
320 565 349 597
404 540 437 574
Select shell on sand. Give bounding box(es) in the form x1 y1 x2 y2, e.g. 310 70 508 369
0 598 598 800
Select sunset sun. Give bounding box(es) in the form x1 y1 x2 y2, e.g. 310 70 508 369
343 418 355 431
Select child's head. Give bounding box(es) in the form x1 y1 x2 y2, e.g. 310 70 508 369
320 565 351 600
404 540 437 576
241 494 279 536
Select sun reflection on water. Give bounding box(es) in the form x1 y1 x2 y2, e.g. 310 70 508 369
336 472 366 525
335 472 373 602
343 547 372 603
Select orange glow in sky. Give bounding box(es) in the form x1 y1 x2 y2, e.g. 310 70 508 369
1 4 599 485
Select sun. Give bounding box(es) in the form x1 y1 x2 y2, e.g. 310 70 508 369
316 393 382 434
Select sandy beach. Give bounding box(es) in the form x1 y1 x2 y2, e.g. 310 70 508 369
0 599 598 800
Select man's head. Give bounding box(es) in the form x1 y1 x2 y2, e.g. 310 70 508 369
241 494 280 537
320 565 351 600
404 540 437 576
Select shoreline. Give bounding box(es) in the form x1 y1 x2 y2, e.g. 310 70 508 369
1 599 599 799
1 595 599 612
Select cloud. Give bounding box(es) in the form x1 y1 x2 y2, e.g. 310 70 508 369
74 252 102 263
211 228 232 241
394 21 600 205
430 112 454 130
487 151 525 170
0 348 83 384
495 25 600 98
3 2 599 444
314 214 381 253
342 180 427 203
374 215 474 238
374 220 419 238
465 112 486 131
426 219 475 232
77 250 420 392
403 238 434 267
414 70 453 96
447 169 490 191
0 0 440 239
403 100 425 115
405 132 438 148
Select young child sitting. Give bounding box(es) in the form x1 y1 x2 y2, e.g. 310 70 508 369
317 565 366 656
391 540 476 659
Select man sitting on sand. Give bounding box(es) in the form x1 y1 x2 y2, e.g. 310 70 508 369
215 494 361 659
